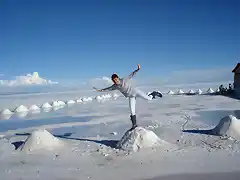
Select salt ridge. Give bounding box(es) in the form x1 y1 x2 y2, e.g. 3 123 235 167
0 88 220 120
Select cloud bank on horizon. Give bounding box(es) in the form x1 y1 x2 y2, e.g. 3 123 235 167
0 72 58 86
0 67 233 88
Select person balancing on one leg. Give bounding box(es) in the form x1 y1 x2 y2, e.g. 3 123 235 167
93 64 162 130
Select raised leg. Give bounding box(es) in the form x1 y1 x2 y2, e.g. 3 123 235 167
135 89 153 100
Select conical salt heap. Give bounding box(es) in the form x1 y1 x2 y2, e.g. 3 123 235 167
211 115 240 139
207 88 214 93
168 90 174 95
188 89 195 94
177 89 184 94
116 127 169 152
20 129 64 152
15 105 28 113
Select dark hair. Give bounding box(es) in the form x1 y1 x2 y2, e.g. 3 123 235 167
111 73 119 80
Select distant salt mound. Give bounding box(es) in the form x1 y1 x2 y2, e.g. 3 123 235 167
215 88 220 92
52 101 60 107
211 115 240 139
1 109 13 115
168 90 174 95
116 127 168 152
41 102 52 109
113 93 119 98
87 97 93 101
106 94 112 98
207 88 214 93
82 97 89 102
96 95 102 101
67 100 75 104
76 99 83 103
0 109 13 120
58 101 65 106
15 105 28 113
20 129 64 152
188 89 195 94
196 89 202 94
101 95 107 99
29 104 40 111
177 89 184 94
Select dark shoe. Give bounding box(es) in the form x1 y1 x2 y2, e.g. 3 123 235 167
156 91 163 97
130 115 137 130
148 91 162 99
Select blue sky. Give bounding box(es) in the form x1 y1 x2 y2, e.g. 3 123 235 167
0 0 239 84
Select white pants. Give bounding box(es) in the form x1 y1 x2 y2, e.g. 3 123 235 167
128 90 152 116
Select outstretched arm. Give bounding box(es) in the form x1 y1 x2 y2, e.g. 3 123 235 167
93 85 116 92
128 64 141 79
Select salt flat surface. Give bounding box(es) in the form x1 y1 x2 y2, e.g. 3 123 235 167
0 87 239 180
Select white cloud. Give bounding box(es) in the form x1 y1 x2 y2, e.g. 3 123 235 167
88 76 113 89
0 72 58 86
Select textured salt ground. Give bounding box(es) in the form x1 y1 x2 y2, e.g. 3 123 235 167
0 94 240 180
144 171 240 180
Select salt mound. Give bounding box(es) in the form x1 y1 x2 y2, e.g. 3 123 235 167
116 127 168 152
215 88 220 92
168 90 174 95
76 99 83 103
0 109 13 120
113 93 119 99
106 94 112 98
57 101 65 106
82 97 88 102
177 89 184 94
207 88 214 93
15 105 28 113
20 129 64 152
188 89 195 94
41 102 52 109
67 100 75 104
196 89 202 94
211 115 240 139
29 104 40 111
52 101 60 107
101 95 106 99
1 109 13 115
96 95 102 100
87 97 93 101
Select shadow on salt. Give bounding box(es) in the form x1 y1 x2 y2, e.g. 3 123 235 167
0 115 100 132
182 110 240 138
13 122 132 150
195 109 240 126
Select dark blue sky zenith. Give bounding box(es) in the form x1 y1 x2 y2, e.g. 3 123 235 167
0 0 239 82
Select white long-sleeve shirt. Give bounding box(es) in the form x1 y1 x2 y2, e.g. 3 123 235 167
101 71 138 98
